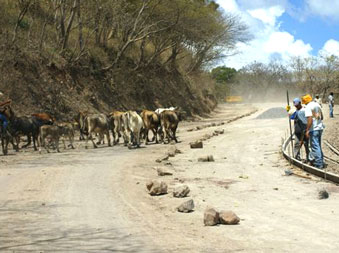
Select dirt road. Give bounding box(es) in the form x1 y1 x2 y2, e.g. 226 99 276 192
0 104 339 252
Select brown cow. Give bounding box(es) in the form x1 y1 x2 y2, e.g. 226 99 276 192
84 113 111 149
160 110 179 144
109 110 125 145
57 122 75 149
38 125 62 153
140 110 160 144
32 113 55 125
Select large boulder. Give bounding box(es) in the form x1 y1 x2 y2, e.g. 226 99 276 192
173 185 190 198
204 208 219 226
146 180 168 196
219 211 240 225
177 199 194 213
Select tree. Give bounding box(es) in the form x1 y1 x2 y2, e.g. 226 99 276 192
211 66 236 83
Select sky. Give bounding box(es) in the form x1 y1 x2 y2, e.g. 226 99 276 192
216 0 339 69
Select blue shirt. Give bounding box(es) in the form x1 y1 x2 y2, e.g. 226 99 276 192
0 113 8 129
290 107 307 125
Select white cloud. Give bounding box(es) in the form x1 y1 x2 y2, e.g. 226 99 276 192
216 0 313 69
320 39 339 57
306 0 339 20
248 6 284 26
264 32 312 59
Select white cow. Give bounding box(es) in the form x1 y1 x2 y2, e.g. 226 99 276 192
121 111 144 148
155 107 177 115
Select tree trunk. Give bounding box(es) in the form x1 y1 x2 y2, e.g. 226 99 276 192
61 0 77 50
76 0 83 51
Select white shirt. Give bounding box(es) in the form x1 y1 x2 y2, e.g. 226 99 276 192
314 98 322 107
328 95 334 105
305 101 324 131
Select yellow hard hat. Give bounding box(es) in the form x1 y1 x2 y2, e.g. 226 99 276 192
302 94 312 105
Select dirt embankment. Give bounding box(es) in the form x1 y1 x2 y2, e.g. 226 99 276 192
1 47 217 119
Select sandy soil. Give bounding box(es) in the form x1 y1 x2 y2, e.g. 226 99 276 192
322 105 339 174
0 103 339 253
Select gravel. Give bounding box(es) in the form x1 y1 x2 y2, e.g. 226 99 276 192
256 107 288 119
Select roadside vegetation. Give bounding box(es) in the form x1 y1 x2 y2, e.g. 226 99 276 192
212 55 339 102
0 0 248 118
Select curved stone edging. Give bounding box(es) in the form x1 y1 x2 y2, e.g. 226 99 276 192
282 135 339 184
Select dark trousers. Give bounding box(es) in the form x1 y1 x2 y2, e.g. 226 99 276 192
294 132 309 161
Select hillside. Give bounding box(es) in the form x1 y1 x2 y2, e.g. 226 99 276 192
0 45 217 119
0 0 248 119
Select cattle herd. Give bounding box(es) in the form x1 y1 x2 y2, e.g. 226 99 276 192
0 106 180 155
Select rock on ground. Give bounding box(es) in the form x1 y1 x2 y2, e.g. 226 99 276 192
177 199 194 213
219 210 240 225
190 141 203 149
155 154 170 163
198 155 214 162
157 167 173 176
169 146 183 154
204 208 219 226
173 185 190 198
146 180 168 196
318 189 329 199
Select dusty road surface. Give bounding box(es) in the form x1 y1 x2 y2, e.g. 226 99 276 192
1 103 339 252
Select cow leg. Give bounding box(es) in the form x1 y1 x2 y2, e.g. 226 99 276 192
172 126 178 143
56 139 60 152
85 131 90 149
15 136 20 148
4 137 8 155
1 135 6 155
151 128 158 144
32 133 38 151
144 128 149 145
112 129 117 145
62 137 67 149
2 135 9 155
8 132 18 152
90 133 98 148
79 130 85 141
11 139 18 152
136 130 141 148
162 126 168 144
44 136 50 153
22 134 31 148
100 133 105 144
96 133 102 145
123 131 129 146
166 129 171 144
70 135 75 149
38 133 42 154
105 129 111 147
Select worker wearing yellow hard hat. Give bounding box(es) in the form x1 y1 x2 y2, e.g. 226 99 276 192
302 94 312 105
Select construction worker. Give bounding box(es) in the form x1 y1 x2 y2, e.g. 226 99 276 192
289 98 309 162
328 92 334 118
314 95 322 107
302 94 325 169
